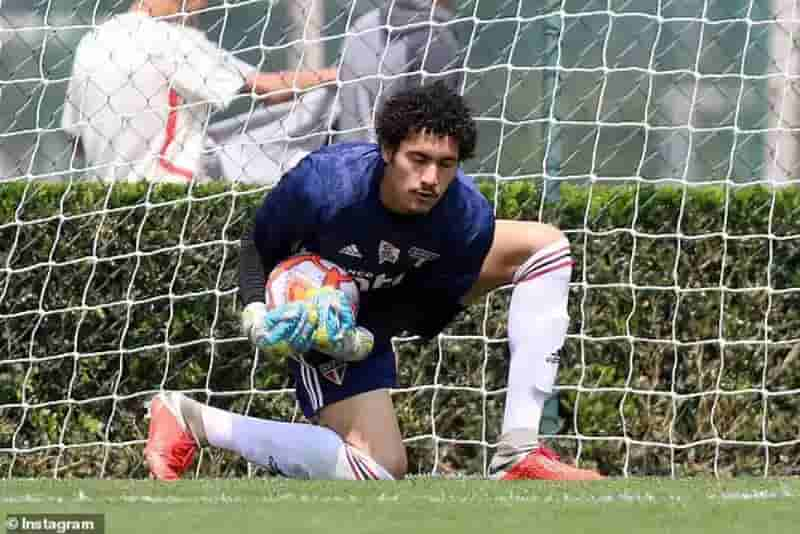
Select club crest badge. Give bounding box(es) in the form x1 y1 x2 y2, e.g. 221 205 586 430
408 246 440 268
378 240 400 265
319 360 348 385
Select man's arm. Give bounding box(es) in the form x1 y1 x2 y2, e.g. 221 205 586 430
239 228 268 306
166 22 337 110
163 30 252 109
239 156 321 348
61 77 87 165
245 68 338 106
241 156 320 306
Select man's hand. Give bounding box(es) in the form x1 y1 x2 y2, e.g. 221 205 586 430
241 301 269 346
242 301 318 358
241 289 373 361
307 287 374 362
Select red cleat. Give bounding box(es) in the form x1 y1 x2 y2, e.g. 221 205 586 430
143 392 198 481
498 445 605 481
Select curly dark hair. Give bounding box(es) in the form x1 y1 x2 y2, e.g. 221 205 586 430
376 82 477 161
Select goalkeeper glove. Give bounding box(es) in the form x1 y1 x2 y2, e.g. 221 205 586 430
241 301 318 358
241 290 373 361
241 301 268 346
306 287 374 362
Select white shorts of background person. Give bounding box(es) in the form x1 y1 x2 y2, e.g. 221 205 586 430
205 87 335 185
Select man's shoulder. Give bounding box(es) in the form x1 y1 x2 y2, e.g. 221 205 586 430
102 12 207 46
98 12 156 33
81 12 165 48
437 171 494 238
275 142 381 210
71 14 139 64
300 143 382 183
308 142 381 163
450 171 493 216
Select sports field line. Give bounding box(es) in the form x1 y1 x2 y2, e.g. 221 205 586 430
0 488 800 505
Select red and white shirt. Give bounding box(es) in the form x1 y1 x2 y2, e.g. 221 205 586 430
62 12 255 182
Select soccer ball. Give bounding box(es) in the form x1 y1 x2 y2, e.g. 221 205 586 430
265 254 359 313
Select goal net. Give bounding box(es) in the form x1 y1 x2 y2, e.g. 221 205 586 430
1 0 799 479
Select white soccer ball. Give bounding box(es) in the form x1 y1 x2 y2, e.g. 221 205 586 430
265 254 359 313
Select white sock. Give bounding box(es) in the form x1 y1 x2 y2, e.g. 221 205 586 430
200 403 393 480
502 238 572 437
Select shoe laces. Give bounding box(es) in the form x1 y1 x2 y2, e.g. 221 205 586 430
535 444 561 462
172 431 197 460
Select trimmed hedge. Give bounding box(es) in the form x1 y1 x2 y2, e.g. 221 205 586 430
1 179 799 478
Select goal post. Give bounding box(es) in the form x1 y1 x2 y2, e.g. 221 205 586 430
1 0 800 479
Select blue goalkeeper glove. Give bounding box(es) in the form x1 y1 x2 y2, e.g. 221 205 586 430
241 289 373 361
306 287 374 362
243 301 318 358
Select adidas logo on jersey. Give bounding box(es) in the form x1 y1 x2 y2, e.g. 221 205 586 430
338 244 363 259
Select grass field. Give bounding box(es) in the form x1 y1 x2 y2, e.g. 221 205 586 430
1 478 798 534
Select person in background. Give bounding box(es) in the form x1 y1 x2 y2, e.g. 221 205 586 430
334 0 464 144
61 0 336 183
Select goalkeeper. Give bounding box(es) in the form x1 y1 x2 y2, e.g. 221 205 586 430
145 82 604 481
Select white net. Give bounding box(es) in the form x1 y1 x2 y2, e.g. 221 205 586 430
1 0 800 479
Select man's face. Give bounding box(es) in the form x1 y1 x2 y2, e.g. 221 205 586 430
380 130 459 215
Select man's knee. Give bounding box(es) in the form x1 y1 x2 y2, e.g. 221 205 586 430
514 221 568 257
347 438 407 479
540 223 568 247
318 389 407 479
493 221 569 275
383 448 408 479
339 442 406 480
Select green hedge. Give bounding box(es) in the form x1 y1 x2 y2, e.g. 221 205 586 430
1 180 799 478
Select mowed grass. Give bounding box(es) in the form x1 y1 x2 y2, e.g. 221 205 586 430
1 478 798 534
